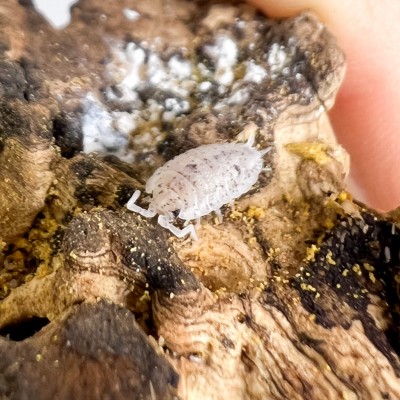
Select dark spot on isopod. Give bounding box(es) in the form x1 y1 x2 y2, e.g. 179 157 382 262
234 165 240 173
187 163 198 169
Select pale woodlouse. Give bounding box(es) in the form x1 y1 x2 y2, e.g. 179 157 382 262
126 135 270 239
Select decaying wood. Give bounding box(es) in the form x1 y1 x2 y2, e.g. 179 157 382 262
0 0 399 399
0 301 179 399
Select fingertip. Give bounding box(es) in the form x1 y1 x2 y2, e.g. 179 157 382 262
248 0 400 211
331 76 400 212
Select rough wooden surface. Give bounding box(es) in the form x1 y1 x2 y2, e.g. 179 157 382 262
0 1 399 399
0 302 179 399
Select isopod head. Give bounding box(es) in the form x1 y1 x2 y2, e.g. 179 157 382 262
150 186 183 216
146 169 198 217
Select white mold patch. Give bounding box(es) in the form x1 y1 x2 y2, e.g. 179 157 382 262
80 28 297 164
204 36 238 87
123 8 140 21
106 41 195 106
81 94 134 162
267 43 294 77
244 61 267 84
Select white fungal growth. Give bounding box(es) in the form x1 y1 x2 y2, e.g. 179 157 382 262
244 61 267 84
205 36 238 86
106 43 194 101
225 88 249 106
267 43 292 76
199 81 212 92
80 32 292 163
163 98 190 122
126 135 270 239
81 41 198 160
107 42 146 102
123 8 140 21
81 94 134 162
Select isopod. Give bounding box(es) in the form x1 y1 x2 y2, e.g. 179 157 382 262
126 135 269 239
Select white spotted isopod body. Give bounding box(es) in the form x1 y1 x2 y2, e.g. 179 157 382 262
126 135 269 239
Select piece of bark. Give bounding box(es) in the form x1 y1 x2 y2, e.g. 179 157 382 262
152 210 400 399
0 301 179 400
0 100 54 243
0 1 399 399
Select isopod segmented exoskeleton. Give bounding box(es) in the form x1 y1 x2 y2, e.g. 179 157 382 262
126 134 270 239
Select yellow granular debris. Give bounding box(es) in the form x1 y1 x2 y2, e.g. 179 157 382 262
300 283 316 292
4 250 25 271
316 234 325 246
285 142 331 164
24 273 35 283
363 263 375 272
309 314 316 321
342 269 349 277
229 210 243 220
247 237 257 246
323 218 335 230
266 247 281 264
352 264 362 276
12 237 31 251
326 250 336 265
36 263 53 278
368 272 376 284
31 241 53 272
213 217 221 225
337 191 352 203
28 209 60 241
305 244 319 262
246 206 265 220
139 290 151 303
215 287 228 297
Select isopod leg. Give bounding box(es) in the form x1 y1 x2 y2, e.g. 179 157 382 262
186 218 201 227
158 215 198 240
126 190 156 218
260 146 272 156
246 131 256 147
